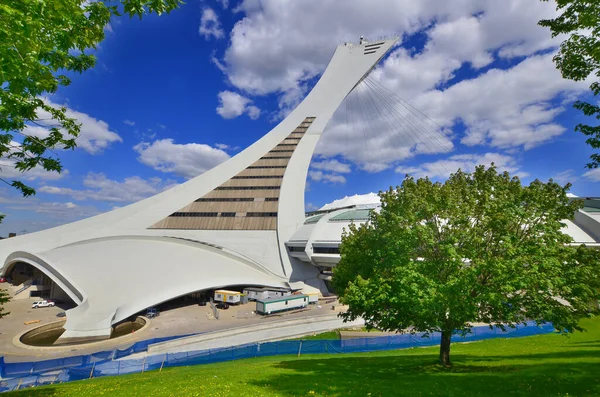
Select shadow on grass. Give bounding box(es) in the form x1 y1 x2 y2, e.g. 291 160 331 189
250 351 600 397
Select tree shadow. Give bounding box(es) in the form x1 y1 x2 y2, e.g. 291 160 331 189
250 351 600 396
3 387 58 396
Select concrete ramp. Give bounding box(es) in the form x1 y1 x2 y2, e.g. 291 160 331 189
127 314 364 358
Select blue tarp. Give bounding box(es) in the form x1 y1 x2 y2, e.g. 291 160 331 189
0 321 555 393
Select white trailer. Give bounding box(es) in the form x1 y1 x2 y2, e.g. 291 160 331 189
243 287 291 301
214 289 241 304
255 295 308 315
306 293 319 304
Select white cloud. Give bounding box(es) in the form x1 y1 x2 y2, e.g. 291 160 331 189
311 159 352 174
306 202 319 211
123 120 136 126
315 81 454 172
7 200 93 216
133 139 230 179
217 0 229 9
215 143 240 151
24 99 122 154
217 0 559 99
199 8 225 40
209 0 583 172
39 172 177 203
395 152 527 180
582 168 600 182
553 169 579 185
0 141 70 182
320 193 381 211
216 91 261 120
308 170 346 184
412 54 587 150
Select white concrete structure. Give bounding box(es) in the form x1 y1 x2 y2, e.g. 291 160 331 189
286 197 600 283
0 38 398 341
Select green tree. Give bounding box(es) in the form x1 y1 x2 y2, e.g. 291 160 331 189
0 0 181 197
0 213 7 318
539 0 600 169
332 165 600 366
0 287 9 319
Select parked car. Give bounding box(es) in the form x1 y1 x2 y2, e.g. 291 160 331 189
198 301 207 306
216 302 229 310
32 300 55 309
146 307 159 318
0 277 6 283
56 311 66 318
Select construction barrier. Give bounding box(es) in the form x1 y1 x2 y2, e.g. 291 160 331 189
0 321 555 393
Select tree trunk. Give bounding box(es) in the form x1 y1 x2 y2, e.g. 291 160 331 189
439 331 452 366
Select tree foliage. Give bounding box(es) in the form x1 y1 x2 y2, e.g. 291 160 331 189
0 287 9 319
0 0 181 196
539 0 600 168
333 165 600 366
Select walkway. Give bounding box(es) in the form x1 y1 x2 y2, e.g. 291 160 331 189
125 314 364 359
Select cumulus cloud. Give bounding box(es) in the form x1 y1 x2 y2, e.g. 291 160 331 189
315 79 454 172
216 91 261 120
133 139 230 179
217 0 559 98
24 99 122 154
308 170 346 184
123 120 136 126
39 172 177 203
311 159 352 174
411 54 587 150
207 0 583 172
395 152 527 180
199 8 225 40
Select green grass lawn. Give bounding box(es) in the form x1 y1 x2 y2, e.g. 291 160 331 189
8 316 600 397
290 330 341 340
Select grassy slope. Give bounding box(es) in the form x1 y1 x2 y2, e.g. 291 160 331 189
10 317 600 397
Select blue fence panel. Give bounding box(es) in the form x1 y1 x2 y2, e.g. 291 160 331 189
180 349 214 367
0 322 556 393
232 344 257 360
255 341 279 357
2 361 37 378
67 366 93 382
300 340 328 355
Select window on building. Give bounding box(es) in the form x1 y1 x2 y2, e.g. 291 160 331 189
312 246 340 254
246 212 278 217
195 198 254 202
170 212 219 217
231 175 284 179
215 186 281 190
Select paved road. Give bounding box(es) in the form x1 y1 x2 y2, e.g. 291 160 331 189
0 290 346 362
126 314 364 359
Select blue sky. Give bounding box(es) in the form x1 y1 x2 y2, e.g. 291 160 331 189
0 0 597 235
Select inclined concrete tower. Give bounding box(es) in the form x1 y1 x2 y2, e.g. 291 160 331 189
0 37 398 341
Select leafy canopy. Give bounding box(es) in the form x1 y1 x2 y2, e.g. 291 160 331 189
0 287 9 319
0 0 181 197
333 165 600 365
539 0 600 168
